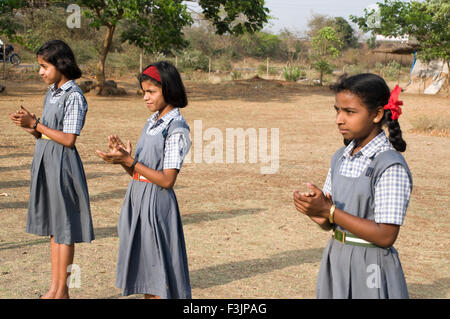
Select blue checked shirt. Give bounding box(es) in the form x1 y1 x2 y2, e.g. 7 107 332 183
323 131 412 225
146 108 190 170
49 80 87 135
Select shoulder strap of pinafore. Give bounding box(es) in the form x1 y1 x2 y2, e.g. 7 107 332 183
365 149 413 195
330 146 346 176
160 117 191 153
57 84 86 109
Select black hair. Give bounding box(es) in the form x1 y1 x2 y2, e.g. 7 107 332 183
330 73 407 152
36 40 82 80
138 61 188 108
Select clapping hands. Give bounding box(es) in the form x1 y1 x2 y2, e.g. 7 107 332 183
293 183 334 226
9 106 37 129
96 135 132 165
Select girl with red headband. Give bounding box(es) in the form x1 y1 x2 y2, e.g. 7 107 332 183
96 61 191 299
293 73 412 298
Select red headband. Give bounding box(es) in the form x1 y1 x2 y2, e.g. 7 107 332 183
384 85 403 120
142 65 161 83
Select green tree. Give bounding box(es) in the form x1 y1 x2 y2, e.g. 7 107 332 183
76 0 191 91
237 31 281 58
76 0 268 92
279 29 305 62
351 0 449 62
334 17 359 49
311 26 342 85
0 0 32 42
307 14 358 49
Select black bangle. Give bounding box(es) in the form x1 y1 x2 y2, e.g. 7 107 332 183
32 117 40 130
130 157 138 172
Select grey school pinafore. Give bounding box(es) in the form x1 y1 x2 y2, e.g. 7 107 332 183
26 84 94 245
316 148 412 299
115 116 192 298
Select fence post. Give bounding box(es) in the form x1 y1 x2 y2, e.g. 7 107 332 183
209 56 211 79
266 58 269 78
2 42 5 81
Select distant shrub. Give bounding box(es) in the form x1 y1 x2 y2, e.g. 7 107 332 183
384 61 402 78
180 50 209 72
344 63 367 75
258 64 279 76
374 60 403 79
214 55 232 72
231 70 242 80
282 65 306 81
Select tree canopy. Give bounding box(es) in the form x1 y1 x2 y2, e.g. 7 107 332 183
0 0 269 92
351 0 449 62
78 0 269 89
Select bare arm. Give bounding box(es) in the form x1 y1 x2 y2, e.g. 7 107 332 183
126 157 179 189
96 138 179 189
35 122 77 148
332 208 399 248
9 106 77 148
294 183 400 248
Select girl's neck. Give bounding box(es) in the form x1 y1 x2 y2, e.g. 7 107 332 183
55 76 70 89
157 105 174 120
352 127 382 155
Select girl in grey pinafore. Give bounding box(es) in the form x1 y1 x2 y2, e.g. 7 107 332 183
26 83 94 244
115 116 192 298
316 148 411 299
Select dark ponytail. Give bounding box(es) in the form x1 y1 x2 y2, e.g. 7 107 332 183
384 109 407 152
330 73 407 152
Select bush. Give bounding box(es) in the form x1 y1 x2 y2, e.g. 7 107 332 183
179 50 209 72
282 65 306 81
344 63 367 75
258 64 279 76
213 55 232 72
374 60 403 80
384 60 402 79
231 70 242 80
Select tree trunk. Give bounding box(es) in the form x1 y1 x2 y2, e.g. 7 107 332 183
96 24 115 94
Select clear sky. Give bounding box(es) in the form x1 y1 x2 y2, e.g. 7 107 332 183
263 0 380 33
185 0 414 35
263 0 412 34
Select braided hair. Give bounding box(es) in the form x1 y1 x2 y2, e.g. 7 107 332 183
330 73 407 152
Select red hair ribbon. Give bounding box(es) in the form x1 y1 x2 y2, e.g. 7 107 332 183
142 65 161 83
384 85 403 120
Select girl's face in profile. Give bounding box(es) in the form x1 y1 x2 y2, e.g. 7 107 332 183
334 90 383 146
142 80 170 115
37 55 63 86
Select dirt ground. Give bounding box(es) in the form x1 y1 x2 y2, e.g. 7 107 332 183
0 75 449 299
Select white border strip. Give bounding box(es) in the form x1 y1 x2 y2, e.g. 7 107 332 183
346 237 373 244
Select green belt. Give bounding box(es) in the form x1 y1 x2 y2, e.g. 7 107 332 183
333 229 380 248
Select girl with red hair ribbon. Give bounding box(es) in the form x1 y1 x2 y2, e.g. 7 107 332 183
293 74 412 299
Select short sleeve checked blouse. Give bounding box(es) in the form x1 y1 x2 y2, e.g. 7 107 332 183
322 131 412 226
146 107 190 170
49 80 87 136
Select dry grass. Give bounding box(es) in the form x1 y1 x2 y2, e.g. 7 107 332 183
409 116 450 137
0 76 449 299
